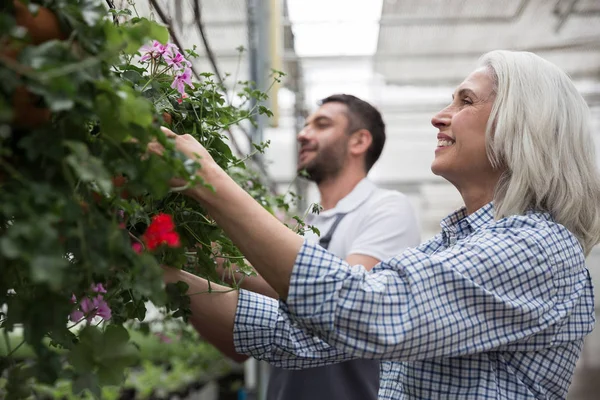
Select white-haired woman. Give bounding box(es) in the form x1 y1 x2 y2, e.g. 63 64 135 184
151 50 600 399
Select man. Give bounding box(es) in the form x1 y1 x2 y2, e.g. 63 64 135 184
165 94 420 400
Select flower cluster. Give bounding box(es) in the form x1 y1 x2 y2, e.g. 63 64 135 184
139 213 180 251
139 40 194 98
70 283 111 323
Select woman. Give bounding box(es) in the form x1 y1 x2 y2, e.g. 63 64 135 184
150 50 600 399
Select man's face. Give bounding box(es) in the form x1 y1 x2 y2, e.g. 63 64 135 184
297 102 352 183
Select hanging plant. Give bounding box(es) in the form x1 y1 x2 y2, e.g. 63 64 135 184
0 0 288 398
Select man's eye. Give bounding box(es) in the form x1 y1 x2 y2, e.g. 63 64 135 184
462 98 473 105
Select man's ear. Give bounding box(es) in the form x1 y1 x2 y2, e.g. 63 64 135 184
349 129 373 157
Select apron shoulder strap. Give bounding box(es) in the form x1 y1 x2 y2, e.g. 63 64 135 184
318 212 348 250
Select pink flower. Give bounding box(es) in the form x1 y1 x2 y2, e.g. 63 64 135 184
70 309 84 322
93 295 112 320
132 242 143 254
177 93 189 104
164 51 190 70
69 285 112 323
70 294 77 304
171 68 194 96
154 332 172 344
91 283 107 293
69 297 95 323
139 41 178 62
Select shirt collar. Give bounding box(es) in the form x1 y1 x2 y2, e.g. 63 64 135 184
440 202 495 237
318 178 377 217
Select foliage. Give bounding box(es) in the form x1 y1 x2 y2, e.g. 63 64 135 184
30 325 233 399
0 0 287 397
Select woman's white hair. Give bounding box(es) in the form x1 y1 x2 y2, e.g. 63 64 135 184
480 50 600 255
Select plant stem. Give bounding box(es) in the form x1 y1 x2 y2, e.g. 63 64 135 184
3 329 12 358
6 339 25 358
187 287 237 296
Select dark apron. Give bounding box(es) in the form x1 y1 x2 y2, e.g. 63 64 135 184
266 213 380 400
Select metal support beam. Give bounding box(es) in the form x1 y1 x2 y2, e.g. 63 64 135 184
197 0 531 28
554 0 581 33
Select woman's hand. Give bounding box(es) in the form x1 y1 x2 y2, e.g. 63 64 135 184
149 126 302 299
148 127 222 200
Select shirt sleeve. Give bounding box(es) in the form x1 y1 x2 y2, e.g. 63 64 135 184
283 225 592 362
348 193 420 261
233 289 356 368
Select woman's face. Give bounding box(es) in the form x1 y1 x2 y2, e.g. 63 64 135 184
430 68 498 189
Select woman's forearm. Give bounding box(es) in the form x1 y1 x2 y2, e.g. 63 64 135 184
190 165 303 299
162 267 246 361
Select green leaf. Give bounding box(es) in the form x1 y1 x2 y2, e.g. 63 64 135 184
102 325 129 350
125 300 146 321
29 255 68 290
68 342 95 372
0 237 20 259
64 141 112 192
72 373 100 398
96 364 123 386
147 21 169 44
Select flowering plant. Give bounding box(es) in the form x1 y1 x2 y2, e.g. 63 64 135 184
0 0 286 397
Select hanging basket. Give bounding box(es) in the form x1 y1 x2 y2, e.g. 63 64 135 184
7 1 68 128
13 0 68 45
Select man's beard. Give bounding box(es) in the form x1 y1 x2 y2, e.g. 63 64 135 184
299 145 346 184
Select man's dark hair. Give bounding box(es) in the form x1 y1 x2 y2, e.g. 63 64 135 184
319 94 386 172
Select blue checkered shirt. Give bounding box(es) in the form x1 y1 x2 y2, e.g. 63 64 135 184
234 203 595 399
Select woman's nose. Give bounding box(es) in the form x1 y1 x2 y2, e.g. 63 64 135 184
431 107 451 129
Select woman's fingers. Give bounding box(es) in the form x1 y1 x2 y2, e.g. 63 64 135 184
147 140 165 156
160 126 177 138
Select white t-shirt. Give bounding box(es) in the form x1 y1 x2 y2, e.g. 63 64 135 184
266 178 421 400
303 178 421 261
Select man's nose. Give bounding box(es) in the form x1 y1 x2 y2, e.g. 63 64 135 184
297 127 310 142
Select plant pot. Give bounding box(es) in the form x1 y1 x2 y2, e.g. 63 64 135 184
7 2 68 128
11 86 51 128
92 175 133 203
13 0 68 45
162 112 172 124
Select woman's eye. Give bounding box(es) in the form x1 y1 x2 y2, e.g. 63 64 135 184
462 98 473 105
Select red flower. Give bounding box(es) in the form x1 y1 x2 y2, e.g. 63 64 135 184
143 213 180 250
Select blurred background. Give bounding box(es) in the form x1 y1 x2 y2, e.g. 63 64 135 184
116 0 600 399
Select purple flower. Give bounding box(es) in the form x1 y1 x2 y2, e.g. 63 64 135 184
164 51 190 70
93 295 112 320
154 332 172 344
91 283 107 293
69 297 95 322
171 67 194 96
70 309 84 322
132 242 143 254
139 41 178 62
69 288 112 323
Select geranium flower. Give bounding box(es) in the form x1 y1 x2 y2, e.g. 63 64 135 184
171 67 194 97
164 51 190 70
142 213 180 250
177 93 189 104
139 41 178 62
132 242 143 254
69 283 112 323
154 332 172 344
93 295 112 320
91 283 107 293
